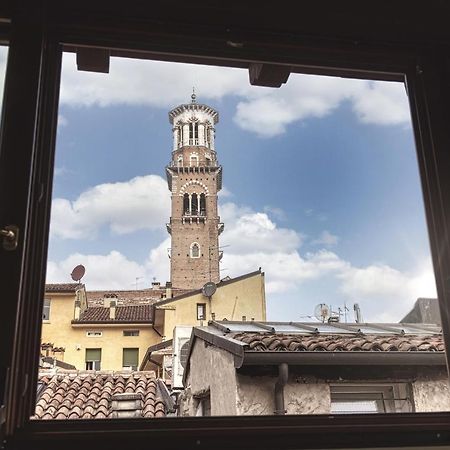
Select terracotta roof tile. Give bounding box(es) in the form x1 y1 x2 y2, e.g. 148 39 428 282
45 283 84 292
229 332 445 352
73 305 153 323
34 371 166 420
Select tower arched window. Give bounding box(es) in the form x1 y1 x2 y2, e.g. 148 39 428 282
205 126 210 148
189 122 198 145
190 242 200 258
190 154 199 166
177 126 182 148
191 193 198 215
183 193 190 215
200 193 206 215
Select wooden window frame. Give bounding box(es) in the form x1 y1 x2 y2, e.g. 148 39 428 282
3 2 450 449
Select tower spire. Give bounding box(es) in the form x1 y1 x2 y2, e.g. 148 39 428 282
191 87 197 103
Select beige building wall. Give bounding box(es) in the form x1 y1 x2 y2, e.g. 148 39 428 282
41 292 159 370
159 271 266 338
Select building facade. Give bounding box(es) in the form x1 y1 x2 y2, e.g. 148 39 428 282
180 321 449 416
166 93 224 290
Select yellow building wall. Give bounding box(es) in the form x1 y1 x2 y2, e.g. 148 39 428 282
161 272 266 338
41 292 160 370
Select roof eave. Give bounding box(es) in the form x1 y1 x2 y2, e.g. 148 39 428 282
242 351 446 367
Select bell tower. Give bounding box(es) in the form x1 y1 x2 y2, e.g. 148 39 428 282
166 93 224 289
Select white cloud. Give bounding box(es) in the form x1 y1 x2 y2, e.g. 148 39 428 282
47 192 436 322
351 81 410 126
58 114 68 127
311 230 339 246
58 54 410 138
50 174 170 239
220 202 302 254
46 251 147 290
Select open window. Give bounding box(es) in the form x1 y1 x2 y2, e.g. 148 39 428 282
3 3 450 450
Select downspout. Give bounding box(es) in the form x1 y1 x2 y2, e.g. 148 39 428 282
274 363 288 415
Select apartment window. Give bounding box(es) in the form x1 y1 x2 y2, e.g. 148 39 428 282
123 330 140 337
85 348 101 370
42 298 51 321
190 242 200 258
122 348 139 370
86 331 102 337
330 384 412 414
197 303 206 320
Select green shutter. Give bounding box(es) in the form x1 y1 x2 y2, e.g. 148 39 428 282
86 348 101 361
123 348 138 367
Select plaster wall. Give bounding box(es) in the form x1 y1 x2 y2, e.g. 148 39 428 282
41 293 159 370
236 374 330 415
162 272 266 338
413 377 450 412
181 338 238 416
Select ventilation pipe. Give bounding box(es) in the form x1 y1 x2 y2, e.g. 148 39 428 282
274 363 289 415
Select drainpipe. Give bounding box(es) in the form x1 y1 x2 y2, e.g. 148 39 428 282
274 363 288 415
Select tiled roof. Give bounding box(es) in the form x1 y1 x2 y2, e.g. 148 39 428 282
34 371 166 419
45 283 83 293
73 305 153 323
229 332 445 352
87 288 191 307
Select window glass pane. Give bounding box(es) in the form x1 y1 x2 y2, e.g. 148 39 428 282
35 50 447 420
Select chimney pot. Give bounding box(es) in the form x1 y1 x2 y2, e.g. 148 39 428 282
109 300 116 320
74 300 81 320
111 393 142 418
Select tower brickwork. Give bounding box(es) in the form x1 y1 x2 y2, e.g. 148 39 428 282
166 94 223 289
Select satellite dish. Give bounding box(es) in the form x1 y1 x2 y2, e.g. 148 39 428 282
314 303 331 323
202 281 217 298
71 264 86 282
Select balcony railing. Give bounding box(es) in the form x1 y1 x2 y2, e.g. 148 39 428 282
168 160 218 168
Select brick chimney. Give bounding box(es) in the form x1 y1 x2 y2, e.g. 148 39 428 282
74 300 81 320
109 299 116 320
152 281 161 291
111 393 142 418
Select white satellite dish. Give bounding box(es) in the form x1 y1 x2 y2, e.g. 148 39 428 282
202 281 217 298
314 303 331 323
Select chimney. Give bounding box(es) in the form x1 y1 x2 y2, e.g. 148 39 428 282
165 281 172 299
111 393 142 418
74 300 81 320
109 299 116 320
152 281 161 291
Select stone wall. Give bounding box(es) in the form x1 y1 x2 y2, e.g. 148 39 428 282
413 377 450 412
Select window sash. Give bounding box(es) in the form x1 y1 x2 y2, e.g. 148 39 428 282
3 5 450 448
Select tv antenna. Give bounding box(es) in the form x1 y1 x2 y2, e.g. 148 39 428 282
70 265 85 284
314 303 331 323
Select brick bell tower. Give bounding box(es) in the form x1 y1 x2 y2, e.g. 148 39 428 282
165 92 224 290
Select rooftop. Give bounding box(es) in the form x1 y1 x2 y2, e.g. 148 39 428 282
72 305 153 324
45 283 84 293
34 371 166 420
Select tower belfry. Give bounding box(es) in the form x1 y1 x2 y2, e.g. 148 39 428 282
166 95 224 289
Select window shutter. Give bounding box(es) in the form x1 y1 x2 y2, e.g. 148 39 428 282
123 348 138 367
86 348 101 361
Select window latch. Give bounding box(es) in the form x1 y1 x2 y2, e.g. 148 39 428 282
1 225 19 251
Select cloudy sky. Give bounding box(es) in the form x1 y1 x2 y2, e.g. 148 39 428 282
3 49 435 323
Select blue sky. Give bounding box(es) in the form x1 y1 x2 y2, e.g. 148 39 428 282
41 53 437 322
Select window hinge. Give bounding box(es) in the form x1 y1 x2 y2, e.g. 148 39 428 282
1 225 19 251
